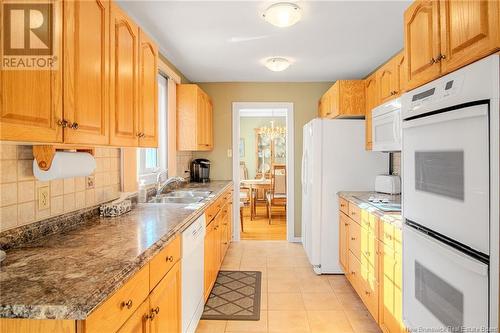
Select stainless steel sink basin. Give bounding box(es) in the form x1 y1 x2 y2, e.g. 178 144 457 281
163 190 212 198
148 196 204 204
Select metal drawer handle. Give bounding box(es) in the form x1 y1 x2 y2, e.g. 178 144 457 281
152 306 160 315
121 299 133 309
351 237 356 241
166 255 174 262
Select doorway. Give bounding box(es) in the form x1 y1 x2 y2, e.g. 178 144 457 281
232 102 294 242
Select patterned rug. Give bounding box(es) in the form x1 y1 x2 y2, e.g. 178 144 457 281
201 271 262 321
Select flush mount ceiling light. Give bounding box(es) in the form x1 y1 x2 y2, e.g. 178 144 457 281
265 57 291 72
262 2 302 28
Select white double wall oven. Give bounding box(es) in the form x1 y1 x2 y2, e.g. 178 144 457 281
401 55 499 331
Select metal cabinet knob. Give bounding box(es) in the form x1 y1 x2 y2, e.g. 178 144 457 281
166 255 174 262
121 299 133 309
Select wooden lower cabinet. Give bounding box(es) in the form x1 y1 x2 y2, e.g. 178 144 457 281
204 188 233 301
117 260 181 333
339 198 404 333
117 300 150 333
149 260 182 333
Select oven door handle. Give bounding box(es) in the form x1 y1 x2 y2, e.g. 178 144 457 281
411 227 489 276
402 105 487 130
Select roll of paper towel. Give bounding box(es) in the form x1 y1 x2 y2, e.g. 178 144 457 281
33 151 97 181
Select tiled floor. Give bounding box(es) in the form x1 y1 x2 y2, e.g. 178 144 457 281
196 240 381 333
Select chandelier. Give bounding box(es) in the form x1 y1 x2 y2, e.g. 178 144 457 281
259 121 286 139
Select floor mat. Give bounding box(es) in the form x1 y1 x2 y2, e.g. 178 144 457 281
201 270 262 321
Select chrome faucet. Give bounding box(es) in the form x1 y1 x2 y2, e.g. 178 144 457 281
156 173 186 196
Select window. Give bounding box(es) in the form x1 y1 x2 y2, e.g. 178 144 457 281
137 74 168 184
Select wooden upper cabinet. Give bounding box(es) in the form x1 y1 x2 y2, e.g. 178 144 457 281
439 0 500 74
110 3 139 147
177 84 213 151
138 29 159 148
404 0 441 91
364 73 378 150
63 0 109 145
318 80 365 119
0 0 63 143
377 52 404 103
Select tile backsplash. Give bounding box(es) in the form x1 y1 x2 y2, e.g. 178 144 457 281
391 152 401 176
0 145 121 232
176 151 193 178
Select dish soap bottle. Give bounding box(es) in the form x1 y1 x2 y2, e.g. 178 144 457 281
138 180 147 203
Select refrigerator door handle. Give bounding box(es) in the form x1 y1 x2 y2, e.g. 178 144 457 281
302 150 308 194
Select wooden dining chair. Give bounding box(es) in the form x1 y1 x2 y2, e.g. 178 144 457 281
266 164 287 224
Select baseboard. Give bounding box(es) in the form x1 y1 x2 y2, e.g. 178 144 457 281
289 236 302 243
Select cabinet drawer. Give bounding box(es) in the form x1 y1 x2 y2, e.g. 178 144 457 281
349 219 361 260
380 220 395 248
360 209 378 235
205 198 223 224
361 275 379 323
339 197 349 215
347 251 363 295
150 236 181 289
394 227 402 254
85 264 149 333
360 231 378 279
348 202 361 224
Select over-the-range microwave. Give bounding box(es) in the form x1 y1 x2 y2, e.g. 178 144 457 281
371 98 402 152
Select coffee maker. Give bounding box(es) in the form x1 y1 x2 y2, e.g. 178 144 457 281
190 159 211 183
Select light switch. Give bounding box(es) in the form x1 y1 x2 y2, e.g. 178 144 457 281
38 186 50 210
227 149 232 158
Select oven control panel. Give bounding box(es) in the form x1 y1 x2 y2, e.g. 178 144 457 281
406 74 464 115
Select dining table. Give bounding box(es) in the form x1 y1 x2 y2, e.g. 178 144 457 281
240 178 272 220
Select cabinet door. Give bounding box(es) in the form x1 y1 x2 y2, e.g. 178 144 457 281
328 84 339 118
63 0 109 145
110 3 139 146
319 91 332 118
339 213 349 273
404 0 441 90
440 0 499 74
117 299 150 333
205 98 214 149
196 91 207 149
364 74 378 151
0 0 63 143
138 29 158 148
379 242 401 333
204 222 215 301
149 261 181 333
378 55 402 104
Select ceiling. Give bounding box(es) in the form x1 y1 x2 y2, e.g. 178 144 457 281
118 1 411 82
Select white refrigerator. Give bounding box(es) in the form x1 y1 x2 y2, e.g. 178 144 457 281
301 118 387 274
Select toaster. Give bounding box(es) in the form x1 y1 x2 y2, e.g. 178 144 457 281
375 175 401 194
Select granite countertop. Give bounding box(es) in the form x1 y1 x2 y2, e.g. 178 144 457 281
0 181 232 320
337 191 402 229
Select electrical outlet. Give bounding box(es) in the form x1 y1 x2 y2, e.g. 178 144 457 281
227 149 232 158
86 175 95 189
38 186 50 210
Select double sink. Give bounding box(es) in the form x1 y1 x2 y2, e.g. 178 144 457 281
148 190 213 204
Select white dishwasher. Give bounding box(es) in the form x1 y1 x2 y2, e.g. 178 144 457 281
182 214 206 333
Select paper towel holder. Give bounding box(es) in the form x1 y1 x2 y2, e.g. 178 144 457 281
33 145 95 171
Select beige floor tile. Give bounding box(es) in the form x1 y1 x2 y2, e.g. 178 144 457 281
345 310 381 333
335 291 367 311
267 255 296 267
260 290 268 310
302 292 343 311
268 292 305 310
299 278 333 293
307 310 354 333
195 320 227 333
268 310 310 333
241 256 267 267
268 276 301 293
225 310 268 332
267 266 295 278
